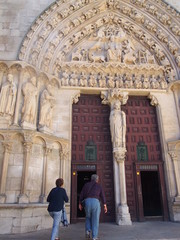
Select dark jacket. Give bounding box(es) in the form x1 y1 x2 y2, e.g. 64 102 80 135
47 187 68 212
79 180 106 205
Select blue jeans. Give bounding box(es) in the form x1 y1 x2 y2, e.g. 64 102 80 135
49 210 62 240
85 198 101 239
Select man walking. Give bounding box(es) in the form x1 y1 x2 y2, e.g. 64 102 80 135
79 174 107 240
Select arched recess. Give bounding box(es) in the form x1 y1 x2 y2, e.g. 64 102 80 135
46 141 62 193
18 0 180 82
6 133 24 203
28 136 45 202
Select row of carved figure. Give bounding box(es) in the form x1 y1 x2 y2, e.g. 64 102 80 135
71 44 156 65
0 74 55 131
60 71 168 89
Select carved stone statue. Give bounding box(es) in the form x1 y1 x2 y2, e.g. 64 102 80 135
110 101 126 148
0 74 17 116
39 85 55 129
21 76 38 124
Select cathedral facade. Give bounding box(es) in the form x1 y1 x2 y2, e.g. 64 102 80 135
0 0 180 234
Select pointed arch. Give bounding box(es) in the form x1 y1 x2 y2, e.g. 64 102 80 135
18 0 180 80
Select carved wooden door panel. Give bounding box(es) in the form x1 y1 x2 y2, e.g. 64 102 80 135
122 96 168 221
71 94 115 222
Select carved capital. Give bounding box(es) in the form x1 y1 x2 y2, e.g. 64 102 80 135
2 142 13 153
148 93 159 106
44 145 52 156
101 89 129 106
168 151 177 161
23 142 33 153
23 132 35 142
60 143 69 160
113 148 127 163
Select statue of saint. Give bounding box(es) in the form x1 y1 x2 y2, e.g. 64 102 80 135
21 76 38 124
109 101 126 148
0 74 17 116
39 85 55 129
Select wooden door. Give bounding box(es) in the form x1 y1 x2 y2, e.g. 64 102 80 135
122 96 169 221
71 94 115 223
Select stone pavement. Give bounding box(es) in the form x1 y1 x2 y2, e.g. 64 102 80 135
0 221 180 240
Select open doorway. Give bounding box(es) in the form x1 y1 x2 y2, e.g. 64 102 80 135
77 171 96 218
140 171 162 217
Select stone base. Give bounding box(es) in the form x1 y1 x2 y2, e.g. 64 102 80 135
21 121 36 130
116 204 132 225
174 196 180 202
0 194 6 203
172 200 180 221
17 194 29 204
39 195 47 203
0 203 70 234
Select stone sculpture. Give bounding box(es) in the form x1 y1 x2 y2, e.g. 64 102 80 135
0 74 17 117
110 101 126 148
21 76 38 124
39 85 55 129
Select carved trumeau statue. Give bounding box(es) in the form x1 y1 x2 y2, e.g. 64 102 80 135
21 76 38 124
39 85 55 129
0 74 17 117
110 101 126 148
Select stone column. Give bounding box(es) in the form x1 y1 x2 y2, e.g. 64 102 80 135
18 141 32 203
0 142 12 203
101 89 131 225
169 151 180 202
39 146 52 203
114 149 132 225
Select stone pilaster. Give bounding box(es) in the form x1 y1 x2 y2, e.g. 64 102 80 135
169 151 180 202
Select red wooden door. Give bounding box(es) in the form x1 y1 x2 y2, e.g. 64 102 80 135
71 94 115 223
122 96 169 221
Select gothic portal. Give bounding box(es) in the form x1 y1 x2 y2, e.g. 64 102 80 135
0 0 180 234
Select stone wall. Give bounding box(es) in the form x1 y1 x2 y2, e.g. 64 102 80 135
0 203 70 234
0 0 54 60
165 0 180 11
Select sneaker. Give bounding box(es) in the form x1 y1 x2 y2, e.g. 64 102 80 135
85 230 91 238
92 238 99 240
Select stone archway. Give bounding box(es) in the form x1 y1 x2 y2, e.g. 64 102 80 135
19 0 179 80
17 0 180 225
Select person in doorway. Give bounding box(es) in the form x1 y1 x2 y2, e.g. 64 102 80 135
47 178 68 240
79 174 107 240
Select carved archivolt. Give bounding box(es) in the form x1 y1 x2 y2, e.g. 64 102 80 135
18 0 180 81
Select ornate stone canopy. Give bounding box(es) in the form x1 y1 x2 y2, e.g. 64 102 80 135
18 0 180 87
